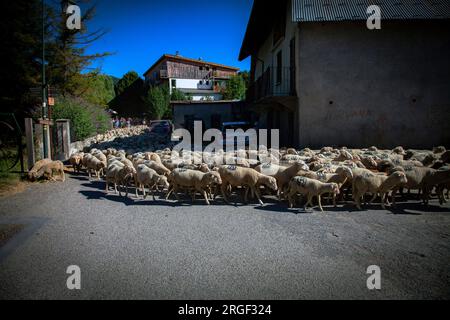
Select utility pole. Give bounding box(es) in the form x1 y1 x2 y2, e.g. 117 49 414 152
42 0 50 159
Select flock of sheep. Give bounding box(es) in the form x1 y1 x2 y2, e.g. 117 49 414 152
52 144 450 212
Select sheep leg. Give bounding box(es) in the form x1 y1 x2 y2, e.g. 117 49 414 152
305 194 313 210
221 184 230 204
244 187 249 204
149 185 156 201
105 181 109 193
369 193 377 204
114 183 118 194
253 187 264 205
381 193 386 210
125 184 129 197
143 184 149 199
173 186 181 201
333 193 337 207
165 187 174 200
354 192 362 210
287 191 295 208
135 183 140 198
317 195 324 212
391 187 398 206
385 192 391 206
201 189 210 205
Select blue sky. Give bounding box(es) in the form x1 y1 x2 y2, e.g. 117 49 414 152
83 0 253 79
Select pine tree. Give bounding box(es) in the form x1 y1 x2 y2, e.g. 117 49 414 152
46 0 111 96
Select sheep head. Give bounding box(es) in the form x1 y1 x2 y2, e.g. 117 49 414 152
389 171 408 185
203 171 222 186
260 175 278 191
336 166 353 179
157 175 170 189
329 182 340 195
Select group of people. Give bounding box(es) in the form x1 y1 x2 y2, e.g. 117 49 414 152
111 117 146 129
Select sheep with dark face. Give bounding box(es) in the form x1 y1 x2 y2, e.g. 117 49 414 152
421 168 450 205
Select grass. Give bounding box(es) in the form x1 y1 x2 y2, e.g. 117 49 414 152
0 156 27 197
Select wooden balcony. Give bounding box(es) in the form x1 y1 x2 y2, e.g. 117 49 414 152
159 66 234 80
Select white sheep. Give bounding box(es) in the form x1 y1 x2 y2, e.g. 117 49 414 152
286 177 340 212
218 165 278 205
134 164 169 200
166 168 222 205
353 171 408 209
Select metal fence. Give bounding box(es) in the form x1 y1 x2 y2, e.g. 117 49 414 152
247 67 296 102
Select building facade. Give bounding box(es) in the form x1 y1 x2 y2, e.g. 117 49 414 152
239 0 450 148
144 54 239 101
171 100 249 132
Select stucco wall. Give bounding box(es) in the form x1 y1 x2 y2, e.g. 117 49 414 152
297 20 450 149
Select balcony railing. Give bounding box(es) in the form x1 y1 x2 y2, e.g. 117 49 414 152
247 67 296 102
158 66 234 80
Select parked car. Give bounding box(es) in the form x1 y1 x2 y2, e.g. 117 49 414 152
149 120 174 136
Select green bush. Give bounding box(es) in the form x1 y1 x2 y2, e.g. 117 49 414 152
52 96 111 141
144 86 170 120
170 88 187 101
222 74 246 100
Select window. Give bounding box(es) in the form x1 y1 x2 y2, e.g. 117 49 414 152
206 80 210 86
171 79 176 88
273 8 286 45
276 51 282 85
199 66 203 71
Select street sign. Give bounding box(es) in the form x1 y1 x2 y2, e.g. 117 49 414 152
48 97 55 106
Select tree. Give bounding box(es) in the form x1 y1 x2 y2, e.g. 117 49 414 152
80 73 115 107
239 71 250 90
170 89 187 101
52 95 111 141
222 74 246 100
45 0 111 97
144 86 170 120
0 0 43 115
115 71 139 96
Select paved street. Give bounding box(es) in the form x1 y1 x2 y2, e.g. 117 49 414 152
0 173 449 300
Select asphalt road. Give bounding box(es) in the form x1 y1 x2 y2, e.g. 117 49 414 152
0 173 449 300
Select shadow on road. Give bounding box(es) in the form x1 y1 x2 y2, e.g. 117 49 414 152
72 173 450 214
